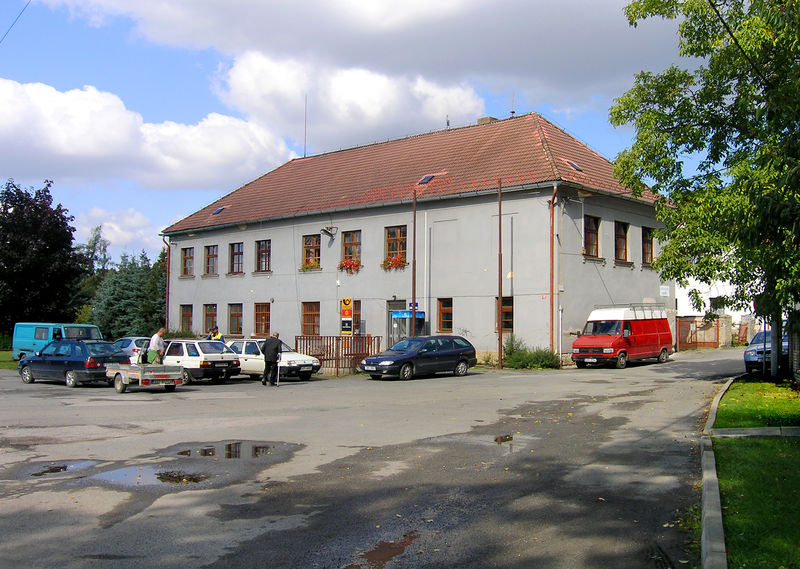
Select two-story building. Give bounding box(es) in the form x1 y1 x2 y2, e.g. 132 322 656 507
162 112 674 357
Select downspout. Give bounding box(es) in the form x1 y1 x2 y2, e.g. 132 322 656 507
549 182 558 352
162 236 170 330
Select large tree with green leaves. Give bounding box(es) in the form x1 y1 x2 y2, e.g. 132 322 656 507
610 0 800 373
0 179 88 334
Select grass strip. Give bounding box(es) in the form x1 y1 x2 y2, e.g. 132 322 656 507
713 438 800 568
0 351 18 370
714 379 800 428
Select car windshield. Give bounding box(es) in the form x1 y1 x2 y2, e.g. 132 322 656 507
134 338 148 347
750 331 788 345
198 341 234 354
582 320 622 336
389 338 426 352
86 343 120 356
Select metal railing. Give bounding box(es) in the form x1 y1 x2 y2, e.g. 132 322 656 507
294 335 383 376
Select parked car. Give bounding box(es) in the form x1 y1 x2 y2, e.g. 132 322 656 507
744 330 789 374
162 339 240 383
12 322 103 360
112 336 150 363
359 335 477 380
227 338 321 381
18 339 129 387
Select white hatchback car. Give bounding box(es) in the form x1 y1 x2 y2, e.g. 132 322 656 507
227 338 321 381
162 339 240 383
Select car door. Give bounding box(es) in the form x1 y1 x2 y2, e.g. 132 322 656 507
242 341 264 375
163 342 186 367
33 341 60 379
435 337 457 372
52 341 76 379
414 339 439 374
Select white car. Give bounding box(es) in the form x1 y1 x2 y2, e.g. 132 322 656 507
227 339 321 381
162 339 240 383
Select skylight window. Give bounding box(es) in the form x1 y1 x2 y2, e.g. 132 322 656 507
418 175 435 185
212 207 225 215
566 160 583 172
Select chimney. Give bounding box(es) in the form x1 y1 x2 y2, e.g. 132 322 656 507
477 116 499 125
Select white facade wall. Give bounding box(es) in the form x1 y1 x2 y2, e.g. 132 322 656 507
166 185 674 355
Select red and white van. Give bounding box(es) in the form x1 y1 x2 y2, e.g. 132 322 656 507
571 304 673 369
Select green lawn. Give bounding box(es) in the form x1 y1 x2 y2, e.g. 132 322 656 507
711 378 800 568
714 379 800 428
0 351 17 370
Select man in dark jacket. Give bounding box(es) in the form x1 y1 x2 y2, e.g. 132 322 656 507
261 333 282 386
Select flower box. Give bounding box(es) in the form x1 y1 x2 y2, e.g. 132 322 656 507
337 258 362 274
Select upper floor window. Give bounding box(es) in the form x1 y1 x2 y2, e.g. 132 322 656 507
642 227 654 265
584 216 599 258
229 242 244 274
204 245 218 275
438 298 453 332
342 230 361 261
303 235 321 269
255 239 271 272
614 221 629 262
385 225 407 261
180 247 194 276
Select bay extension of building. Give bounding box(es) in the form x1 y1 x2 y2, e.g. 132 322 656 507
162 112 675 358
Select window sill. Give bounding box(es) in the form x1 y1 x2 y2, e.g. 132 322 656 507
299 267 322 273
582 255 605 265
614 260 634 269
226 272 245 277
252 270 273 276
201 273 219 279
179 274 195 279
641 263 654 270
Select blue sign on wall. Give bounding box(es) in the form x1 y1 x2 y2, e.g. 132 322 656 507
391 311 425 319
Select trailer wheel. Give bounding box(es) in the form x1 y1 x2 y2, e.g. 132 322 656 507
164 384 176 392
114 373 127 393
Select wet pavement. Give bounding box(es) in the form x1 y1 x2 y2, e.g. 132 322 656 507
0 349 742 568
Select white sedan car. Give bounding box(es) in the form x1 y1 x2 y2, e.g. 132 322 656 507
227 339 321 381
162 339 240 383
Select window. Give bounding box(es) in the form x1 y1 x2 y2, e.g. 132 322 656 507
302 302 320 336
181 247 194 276
353 299 361 335
385 225 407 260
342 230 361 261
584 216 600 258
204 304 217 333
229 242 244 274
497 297 513 333
204 245 218 275
614 221 629 262
34 327 48 340
228 303 243 335
642 227 654 265
255 303 270 336
303 235 321 268
180 305 193 331
166 343 184 357
255 239 271 272
438 298 453 332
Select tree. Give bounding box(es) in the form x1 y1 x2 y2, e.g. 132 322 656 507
0 179 88 334
609 0 800 375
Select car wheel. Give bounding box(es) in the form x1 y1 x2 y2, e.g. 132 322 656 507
182 369 194 384
575 360 587 369
114 374 127 393
20 366 35 384
65 370 79 388
615 352 628 369
399 363 414 380
369 374 382 381
453 360 469 377
164 384 176 392
658 349 668 363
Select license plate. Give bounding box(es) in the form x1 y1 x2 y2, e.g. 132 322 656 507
300 366 312 371
363 365 376 371
215 363 228 367
584 358 597 363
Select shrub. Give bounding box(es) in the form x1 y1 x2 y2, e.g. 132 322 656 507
503 334 560 369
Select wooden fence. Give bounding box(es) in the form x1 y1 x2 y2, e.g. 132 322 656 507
294 335 383 376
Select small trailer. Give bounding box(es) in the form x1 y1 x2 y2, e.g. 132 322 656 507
105 362 184 393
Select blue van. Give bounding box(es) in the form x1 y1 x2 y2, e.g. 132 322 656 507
12 323 103 360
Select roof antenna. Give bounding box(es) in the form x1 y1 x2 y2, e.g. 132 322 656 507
510 92 516 117
446 114 450 129
303 94 308 157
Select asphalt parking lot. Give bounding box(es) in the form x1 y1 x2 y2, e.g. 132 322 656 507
0 349 742 568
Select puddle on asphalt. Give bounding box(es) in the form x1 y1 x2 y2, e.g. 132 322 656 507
345 532 419 569
29 460 98 477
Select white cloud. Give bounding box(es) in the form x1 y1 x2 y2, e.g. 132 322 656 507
74 207 163 260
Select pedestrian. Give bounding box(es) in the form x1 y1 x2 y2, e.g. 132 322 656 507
148 327 166 364
206 325 225 342
261 332 282 386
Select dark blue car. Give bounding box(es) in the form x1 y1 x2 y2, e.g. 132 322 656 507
359 335 478 380
743 330 789 374
18 339 129 387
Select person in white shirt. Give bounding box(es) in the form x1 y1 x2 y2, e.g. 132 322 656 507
148 328 166 364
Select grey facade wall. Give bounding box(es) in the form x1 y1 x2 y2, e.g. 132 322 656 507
166 185 674 355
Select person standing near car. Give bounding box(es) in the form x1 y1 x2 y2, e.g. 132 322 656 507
261 332 281 386
206 325 225 342
148 327 166 364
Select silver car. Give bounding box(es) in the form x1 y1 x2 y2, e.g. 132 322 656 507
112 337 150 363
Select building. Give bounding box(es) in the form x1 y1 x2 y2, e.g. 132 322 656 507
162 113 674 357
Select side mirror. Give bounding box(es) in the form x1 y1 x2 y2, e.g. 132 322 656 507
576 331 582 337
623 329 631 338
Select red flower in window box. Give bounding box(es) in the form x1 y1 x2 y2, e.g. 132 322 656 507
381 255 407 270
337 258 361 274
300 260 320 271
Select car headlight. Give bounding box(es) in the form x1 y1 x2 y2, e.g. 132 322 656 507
379 360 394 366
311 358 320 365
572 348 579 354
745 350 756 357
360 359 366 366
603 348 614 354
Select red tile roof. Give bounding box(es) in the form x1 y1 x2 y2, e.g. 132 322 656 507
163 112 657 235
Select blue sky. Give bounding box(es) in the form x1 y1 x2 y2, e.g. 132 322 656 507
0 0 682 261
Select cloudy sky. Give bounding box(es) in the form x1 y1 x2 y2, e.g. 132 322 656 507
0 0 682 260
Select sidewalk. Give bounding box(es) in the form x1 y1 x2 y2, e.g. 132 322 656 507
700 377 800 569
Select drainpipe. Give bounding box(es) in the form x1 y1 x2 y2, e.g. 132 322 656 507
162 236 170 330
497 178 503 368
549 183 558 352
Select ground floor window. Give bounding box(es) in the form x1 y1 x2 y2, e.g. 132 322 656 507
302 301 320 336
438 298 453 332
228 303 243 335
255 303 270 336
497 296 513 333
204 304 217 333
180 305 192 331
